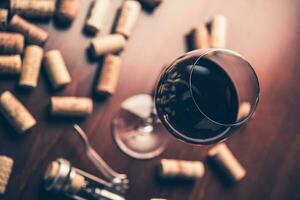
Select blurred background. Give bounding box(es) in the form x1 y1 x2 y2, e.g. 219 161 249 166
0 0 300 199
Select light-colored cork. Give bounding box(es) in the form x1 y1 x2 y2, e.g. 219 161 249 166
0 32 24 54
19 45 43 88
0 55 22 74
85 0 111 33
43 50 72 89
90 34 126 57
210 15 227 48
55 0 80 24
159 159 205 180
96 54 121 96
116 0 141 38
50 96 93 117
8 15 49 46
0 156 14 194
10 0 55 19
44 161 60 181
237 102 251 121
69 172 85 193
208 143 246 182
0 91 36 134
192 23 210 49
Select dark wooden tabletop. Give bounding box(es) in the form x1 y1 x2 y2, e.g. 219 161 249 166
0 0 300 199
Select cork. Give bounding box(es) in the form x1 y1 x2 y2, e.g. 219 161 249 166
116 0 141 38
90 34 126 57
0 156 14 194
0 55 22 74
192 23 210 49
10 0 55 19
43 50 72 89
237 102 251 121
0 91 36 134
0 9 8 30
85 0 111 34
0 32 24 54
210 15 227 48
55 0 80 24
69 172 85 193
158 159 205 180
19 45 43 88
50 96 93 117
8 15 49 46
96 54 121 96
139 0 162 10
44 161 60 181
208 143 246 182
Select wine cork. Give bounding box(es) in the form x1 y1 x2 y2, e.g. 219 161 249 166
208 143 246 182
210 15 227 48
19 45 43 88
0 156 14 194
55 0 80 24
96 54 121 96
0 91 36 134
158 159 205 180
116 0 141 38
69 172 85 193
44 161 60 181
10 0 55 19
0 9 8 30
85 0 111 34
43 50 72 89
90 34 126 57
50 96 93 117
0 55 22 74
237 102 251 121
8 15 49 46
0 32 24 54
139 0 162 10
192 23 210 49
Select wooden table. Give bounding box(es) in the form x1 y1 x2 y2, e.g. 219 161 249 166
0 0 300 199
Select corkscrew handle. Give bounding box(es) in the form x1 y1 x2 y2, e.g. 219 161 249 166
73 124 128 192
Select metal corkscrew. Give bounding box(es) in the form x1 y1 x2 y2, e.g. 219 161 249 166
73 124 129 193
43 124 129 200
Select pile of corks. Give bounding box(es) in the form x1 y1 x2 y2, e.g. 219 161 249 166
0 0 245 197
189 14 227 50
0 0 161 195
151 142 246 200
0 0 160 135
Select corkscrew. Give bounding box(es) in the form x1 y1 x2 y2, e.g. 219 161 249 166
73 124 129 193
43 124 129 200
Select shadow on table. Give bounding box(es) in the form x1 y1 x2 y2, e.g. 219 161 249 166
38 182 67 200
206 158 235 188
0 112 29 140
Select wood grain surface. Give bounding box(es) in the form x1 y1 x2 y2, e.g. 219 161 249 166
0 0 300 199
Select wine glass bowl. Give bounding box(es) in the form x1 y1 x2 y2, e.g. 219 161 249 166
154 49 259 145
112 48 260 159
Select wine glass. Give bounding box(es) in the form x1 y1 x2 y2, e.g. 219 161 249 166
112 49 260 159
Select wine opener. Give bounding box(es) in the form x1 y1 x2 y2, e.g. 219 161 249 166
43 124 129 200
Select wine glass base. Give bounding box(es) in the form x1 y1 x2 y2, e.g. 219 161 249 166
112 94 169 160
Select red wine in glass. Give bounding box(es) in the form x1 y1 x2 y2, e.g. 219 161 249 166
112 49 260 159
155 49 259 144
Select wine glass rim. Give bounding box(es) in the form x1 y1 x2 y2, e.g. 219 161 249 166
189 48 260 127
